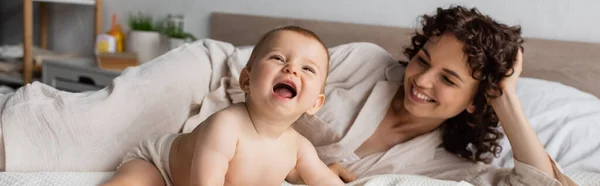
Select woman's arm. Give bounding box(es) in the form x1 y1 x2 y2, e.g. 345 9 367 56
490 90 555 177
489 50 554 177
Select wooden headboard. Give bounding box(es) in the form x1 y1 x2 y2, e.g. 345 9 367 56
210 12 414 61
209 12 600 97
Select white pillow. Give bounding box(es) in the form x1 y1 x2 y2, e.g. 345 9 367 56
228 45 254 79
492 77 600 173
234 45 254 64
226 46 254 104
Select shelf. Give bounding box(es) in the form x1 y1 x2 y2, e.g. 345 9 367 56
32 0 95 6
0 73 40 85
22 0 102 84
0 73 24 85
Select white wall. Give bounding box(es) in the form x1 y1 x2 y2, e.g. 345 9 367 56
6 0 599 56
102 0 600 43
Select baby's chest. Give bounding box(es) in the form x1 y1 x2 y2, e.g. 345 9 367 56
225 142 298 183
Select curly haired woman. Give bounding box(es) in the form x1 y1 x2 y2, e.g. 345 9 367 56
287 5 576 186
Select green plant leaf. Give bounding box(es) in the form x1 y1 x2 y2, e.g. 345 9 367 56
128 12 156 31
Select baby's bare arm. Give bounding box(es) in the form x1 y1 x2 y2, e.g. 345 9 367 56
189 112 239 185
285 168 304 184
294 137 344 186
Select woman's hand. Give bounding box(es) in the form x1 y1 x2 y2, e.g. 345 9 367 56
328 162 357 183
498 49 523 94
490 49 522 107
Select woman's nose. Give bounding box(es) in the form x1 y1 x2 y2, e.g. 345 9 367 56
414 71 434 89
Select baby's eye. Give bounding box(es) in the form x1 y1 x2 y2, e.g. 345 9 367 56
270 55 285 62
303 66 316 74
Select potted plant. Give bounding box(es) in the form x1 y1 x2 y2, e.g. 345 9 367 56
161 14 197 49
126 12 162 63
165 28 197 50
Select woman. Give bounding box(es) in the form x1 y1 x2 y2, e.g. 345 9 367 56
289 5 576 186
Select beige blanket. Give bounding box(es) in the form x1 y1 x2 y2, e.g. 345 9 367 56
0 39 239 171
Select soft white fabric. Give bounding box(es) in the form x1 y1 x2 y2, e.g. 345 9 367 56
0 92 11 171
0 39 238 171
0 171 599 186
283 174 474 186
492 78 600 173
0 171 472 186
0 172 113 186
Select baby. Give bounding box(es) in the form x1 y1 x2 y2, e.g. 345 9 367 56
103 26 344 186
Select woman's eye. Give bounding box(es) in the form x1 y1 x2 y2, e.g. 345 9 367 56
303 66 316 74
417 57 428 66
442 76 456 86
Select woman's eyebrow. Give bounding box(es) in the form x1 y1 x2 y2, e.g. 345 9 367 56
443 69 464 82
423 48 431 59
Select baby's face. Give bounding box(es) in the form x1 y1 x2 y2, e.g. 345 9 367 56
246 31 328 117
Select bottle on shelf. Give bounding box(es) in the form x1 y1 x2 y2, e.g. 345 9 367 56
106 13 125 53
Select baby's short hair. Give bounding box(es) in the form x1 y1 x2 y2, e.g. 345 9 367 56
245 26 330 72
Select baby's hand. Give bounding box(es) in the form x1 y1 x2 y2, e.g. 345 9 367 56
328 162 356 183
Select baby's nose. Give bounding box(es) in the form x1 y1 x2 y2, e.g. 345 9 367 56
284 65 299 76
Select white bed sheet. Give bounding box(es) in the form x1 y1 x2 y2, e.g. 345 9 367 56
492 78 600 173
0 172 113 186
0 171 598 186
0 172 473 186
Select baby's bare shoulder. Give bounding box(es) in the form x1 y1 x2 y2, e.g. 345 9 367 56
289 129 320 155
191 103 249 137
212 106 247 124
285 129 309 150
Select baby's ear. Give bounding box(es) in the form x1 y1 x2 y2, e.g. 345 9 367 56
239 68 251 93
305 94 325 115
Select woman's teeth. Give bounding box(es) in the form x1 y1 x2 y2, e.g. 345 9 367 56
412 88 433 102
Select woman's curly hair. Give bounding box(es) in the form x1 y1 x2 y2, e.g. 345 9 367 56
403 5 524 163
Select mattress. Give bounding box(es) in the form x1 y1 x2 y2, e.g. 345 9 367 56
0 172 467 186
0 171 598 186
0 172 113 186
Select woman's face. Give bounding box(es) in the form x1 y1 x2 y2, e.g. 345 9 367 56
403 34 479 120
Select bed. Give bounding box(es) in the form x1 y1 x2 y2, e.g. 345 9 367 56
1 12 599 186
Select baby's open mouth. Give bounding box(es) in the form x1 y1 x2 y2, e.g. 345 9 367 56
273 83 297 99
